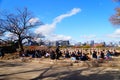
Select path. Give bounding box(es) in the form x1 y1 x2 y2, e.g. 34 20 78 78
0 59 120 80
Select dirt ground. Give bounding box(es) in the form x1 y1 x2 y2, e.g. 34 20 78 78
0 58 120 80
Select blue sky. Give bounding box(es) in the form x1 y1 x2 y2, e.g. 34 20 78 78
0 0 120 43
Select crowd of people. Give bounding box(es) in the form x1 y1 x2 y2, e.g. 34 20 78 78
19 46 62 60
62 48 117 62
19 46 119 62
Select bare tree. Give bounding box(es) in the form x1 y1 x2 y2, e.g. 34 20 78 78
0 19 6 43
0 19 5 36
0 8 42 51
110 0 120 26
110 7 120 26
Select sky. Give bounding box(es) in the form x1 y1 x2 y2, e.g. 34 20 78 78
0 0 120 43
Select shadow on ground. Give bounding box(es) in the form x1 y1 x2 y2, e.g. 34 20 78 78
0 67 52 77
0 61 23 68
0 61 120 80
31 66 120 80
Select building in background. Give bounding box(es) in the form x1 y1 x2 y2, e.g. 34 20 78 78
90 40 94 47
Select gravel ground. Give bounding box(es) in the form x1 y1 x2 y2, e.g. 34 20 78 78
0 59 120 80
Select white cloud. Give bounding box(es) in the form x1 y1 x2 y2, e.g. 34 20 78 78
53 8 81 25
35 24 55 36
5 32 16 38
107 29 120 38
48 34 72 41
34 8 81 36
34 38 41 43
80 34 96 39
29 17 39 25
4 32 17 40
114 29 120 35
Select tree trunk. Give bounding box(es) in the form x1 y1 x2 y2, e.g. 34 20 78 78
18 35 24 51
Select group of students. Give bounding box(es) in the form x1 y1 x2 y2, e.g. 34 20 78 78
62 48 118 62
19 46 62 60
19 46 118 62
0 45 118 63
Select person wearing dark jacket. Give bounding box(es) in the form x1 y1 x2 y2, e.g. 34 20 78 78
0 48 4 58
92 51 97 59
55 46 61 59
50 50 56 60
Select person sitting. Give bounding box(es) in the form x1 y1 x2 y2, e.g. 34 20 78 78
70 52 77 62
50 50 56 60
100 51 105 59
44 52 50 58
92 51 97 59
0 48 4 59
65 50 70 58
105 50 112 60
81 53 88 61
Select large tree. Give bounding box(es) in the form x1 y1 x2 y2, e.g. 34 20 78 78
0 18 5 36
0 19 5 42
0 8 42 51
109 0 120 26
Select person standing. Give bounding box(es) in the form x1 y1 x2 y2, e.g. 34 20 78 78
55 46 60 59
